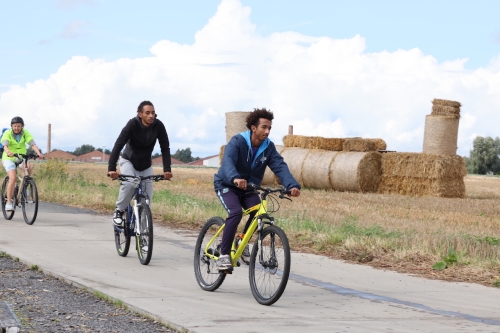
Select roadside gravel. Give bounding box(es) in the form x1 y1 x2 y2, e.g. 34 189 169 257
0 202 178 333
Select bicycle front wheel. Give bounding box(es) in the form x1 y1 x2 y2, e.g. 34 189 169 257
249 225 291 306
194 217 226 291
21 179 38 225
1 177 14 220
114 206 131 257
136 202 153 265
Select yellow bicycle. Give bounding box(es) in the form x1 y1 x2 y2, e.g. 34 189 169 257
194 183 292 306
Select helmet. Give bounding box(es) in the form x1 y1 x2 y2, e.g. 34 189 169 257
11 116 24 126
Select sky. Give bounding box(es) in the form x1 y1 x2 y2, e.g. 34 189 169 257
1 0 500 157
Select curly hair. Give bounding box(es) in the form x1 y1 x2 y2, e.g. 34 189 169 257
246 108 274 130
137 100 154 113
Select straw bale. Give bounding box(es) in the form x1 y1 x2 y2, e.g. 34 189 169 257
219 145 226 166
378 153 466 198
432 99 461 108
261 145 285 185
330 152 382 193
280 147 311 187
292 135 308 148
302 150 339 189
225 112 251 143
370 138 387 150
431 105 460 119
343 138 376 152
422 115 459 155
282 135 296 147
378 176 465 198
319 138 345 151
305 136 322 149
380 153 467 179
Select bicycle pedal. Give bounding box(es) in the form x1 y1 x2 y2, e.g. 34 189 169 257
222 268 233 274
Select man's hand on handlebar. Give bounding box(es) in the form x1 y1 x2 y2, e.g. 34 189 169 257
234 178 247 190
288 187 300 197
108 171 119 179
164 171 173 180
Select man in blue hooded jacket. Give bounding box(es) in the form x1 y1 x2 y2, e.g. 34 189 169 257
214 108 300 271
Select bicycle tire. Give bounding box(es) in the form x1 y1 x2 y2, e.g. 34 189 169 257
1 177 14 220
136 201 153 265
114 206 131 257
21 179 38 225
194 216 226 291
249 225 291 306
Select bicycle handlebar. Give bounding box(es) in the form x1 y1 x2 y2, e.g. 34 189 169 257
248 183 292 201
13 152 39 161
109 174 170 182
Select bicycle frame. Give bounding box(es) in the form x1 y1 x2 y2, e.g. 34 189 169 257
117 177 151 237
11 155 34 207
204 193 275 267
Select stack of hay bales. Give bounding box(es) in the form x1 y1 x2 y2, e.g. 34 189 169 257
378 153 466 198
422 99 460 155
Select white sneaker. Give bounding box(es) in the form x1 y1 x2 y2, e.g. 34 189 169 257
5 201 13 211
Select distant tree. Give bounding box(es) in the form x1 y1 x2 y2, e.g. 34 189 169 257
27 147 42 155
73 144 95 156
466 136 500 174
96 148 111 154
172 148 199 163
152 152 161 158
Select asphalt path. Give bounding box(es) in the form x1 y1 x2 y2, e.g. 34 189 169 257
1 202 500 333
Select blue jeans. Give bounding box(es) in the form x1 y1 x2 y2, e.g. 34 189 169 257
216 187 260 255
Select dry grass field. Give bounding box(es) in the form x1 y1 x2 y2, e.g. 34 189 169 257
29 162 500 287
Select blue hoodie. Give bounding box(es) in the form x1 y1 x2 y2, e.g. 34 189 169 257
214 130 300 191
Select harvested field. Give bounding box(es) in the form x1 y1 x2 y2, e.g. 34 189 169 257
27 163 500 288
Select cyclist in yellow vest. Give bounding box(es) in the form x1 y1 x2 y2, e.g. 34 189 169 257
1 117 44 211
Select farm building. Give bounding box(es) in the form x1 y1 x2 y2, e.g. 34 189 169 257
188 154 220 167
43 150 76 161
75 150 110 163
151 156 185 167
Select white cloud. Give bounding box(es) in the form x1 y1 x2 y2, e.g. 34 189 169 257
1 0 500 157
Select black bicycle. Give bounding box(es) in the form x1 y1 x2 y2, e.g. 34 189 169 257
1 153 39 224
112 174 166 265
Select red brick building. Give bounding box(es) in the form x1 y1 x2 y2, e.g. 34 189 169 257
43 150 76 161
75 150 110 163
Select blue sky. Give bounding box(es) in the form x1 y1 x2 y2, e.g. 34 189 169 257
1 0 500 157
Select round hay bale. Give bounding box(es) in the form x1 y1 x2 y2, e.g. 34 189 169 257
431 105 460 119
423 115 459 155
432 99 461 108
261 145 285 185
225 112 251 143
330 152 381 193
280 147 310 187
302 150 339 189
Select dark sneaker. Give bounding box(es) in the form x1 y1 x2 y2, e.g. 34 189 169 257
113 209 124 226
216 254 232 271
241 245 250 265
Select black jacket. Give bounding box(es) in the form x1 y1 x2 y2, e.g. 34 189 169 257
108 116 171 172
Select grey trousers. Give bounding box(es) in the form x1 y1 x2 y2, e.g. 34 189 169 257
115 157 153 211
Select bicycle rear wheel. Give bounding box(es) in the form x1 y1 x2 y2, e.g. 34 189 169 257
114 206 131 257
249 225 290 306
21 179 38 225
136 201 153 265
1 177 14 220
194 216 226 291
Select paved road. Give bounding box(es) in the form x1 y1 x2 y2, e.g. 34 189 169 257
1 203 500 333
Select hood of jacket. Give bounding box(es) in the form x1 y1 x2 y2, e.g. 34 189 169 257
239 130 270 167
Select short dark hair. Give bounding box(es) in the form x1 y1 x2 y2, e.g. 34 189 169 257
246 108 274 130
137 100 154 113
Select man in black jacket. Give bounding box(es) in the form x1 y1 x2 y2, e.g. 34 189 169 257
108 100 173 225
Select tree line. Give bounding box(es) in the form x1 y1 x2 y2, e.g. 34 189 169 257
58 145 199 163
465 136 500 175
